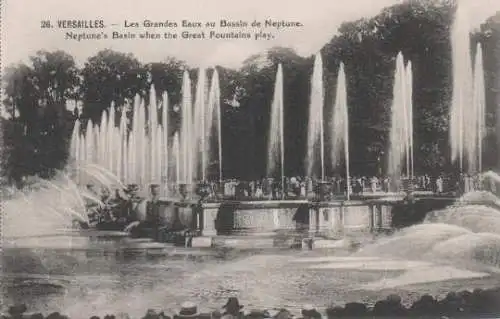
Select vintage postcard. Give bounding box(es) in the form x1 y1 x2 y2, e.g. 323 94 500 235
2 0 500 318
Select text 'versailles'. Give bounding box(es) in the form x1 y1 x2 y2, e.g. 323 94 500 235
57 20 105 28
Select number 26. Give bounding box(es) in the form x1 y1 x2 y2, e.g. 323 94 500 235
41 20 52 28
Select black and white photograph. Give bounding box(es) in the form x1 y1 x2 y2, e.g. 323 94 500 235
2 0 500 317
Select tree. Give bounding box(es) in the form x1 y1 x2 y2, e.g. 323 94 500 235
2 50 78 183
3 63 37 123
30 50 80 106
80 49 148 122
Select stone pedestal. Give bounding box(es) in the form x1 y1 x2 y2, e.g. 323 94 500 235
369 205 375 232
376 204 384 230
327 207 344 237
191 236 213 248
201 206 218 236
381 205 392 228
339 206 345 234
272 209 280 230
308 207 318 236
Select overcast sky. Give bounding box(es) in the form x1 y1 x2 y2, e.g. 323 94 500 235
2 0 500 69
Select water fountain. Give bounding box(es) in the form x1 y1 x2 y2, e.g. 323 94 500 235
406 61 414 179
208 69 223 183
70 91 170 196
306 53 325 180
267 64 284 190
449 3 487 174
330 62 350 199
473 43 486 174
173 131 181 187
177 69 223 197
387 52 413 186
193 68 208 182
69 68 222 198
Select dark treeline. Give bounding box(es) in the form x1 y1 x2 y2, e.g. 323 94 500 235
2 1 500 185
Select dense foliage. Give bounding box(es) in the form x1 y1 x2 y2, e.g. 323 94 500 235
2 2 499 184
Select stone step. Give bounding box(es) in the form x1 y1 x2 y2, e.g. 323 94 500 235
121 238 154 244
79 230 129 238
211 236 275 249
124 242 173 250
312 238 348 249
190 236 213 248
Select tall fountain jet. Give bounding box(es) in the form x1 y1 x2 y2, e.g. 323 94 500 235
306 53 325 180
193 68 208 181
472 43 486 173
118 106 127 183
330 62 350 199
450 2 474 172
406 61 414 179
267 64 285 189
207 69 222 182
388 52 413 184
173 131 180 186
180 70 194 186
108 104 116 174
69 119 81 183
149 85 159 184
161 92 170 196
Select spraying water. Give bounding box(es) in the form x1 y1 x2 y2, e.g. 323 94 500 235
207 69 223 182
173 132 180 185
306 53 325 179
387 53 412 183
330 62 350 198
406 61 414 179
450 2 474 172
68 87 172 194
177 68 222 186
180 71 193 186
149 85 159 184
3 174 91 239
161 92 170 195
193 68 208 181
472 43 486 174
267 64 284 186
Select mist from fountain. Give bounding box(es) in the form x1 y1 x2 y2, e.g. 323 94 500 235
330 62 350 197
267 64 284 183
3 173 91 239
387 52 413 182
306 53 325 179
356 223 472 259
356 187 500 269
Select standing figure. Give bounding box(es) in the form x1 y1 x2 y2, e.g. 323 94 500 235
436 176 444 194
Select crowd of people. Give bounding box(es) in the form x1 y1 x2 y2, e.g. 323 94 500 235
193 173 486 201
6 288 500 319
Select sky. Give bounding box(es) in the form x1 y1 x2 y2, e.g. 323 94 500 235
2 0 499 70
